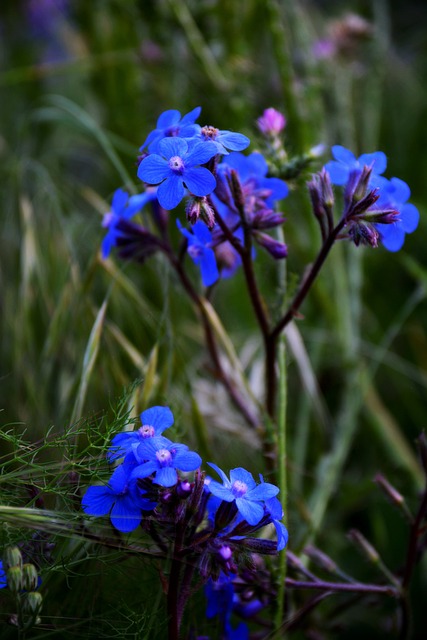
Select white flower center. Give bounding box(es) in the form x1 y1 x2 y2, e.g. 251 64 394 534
169 155 185 172
139 424 155 438
156 449 172 466
232 480 248 498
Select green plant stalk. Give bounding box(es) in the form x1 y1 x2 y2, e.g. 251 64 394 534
274 335 288 634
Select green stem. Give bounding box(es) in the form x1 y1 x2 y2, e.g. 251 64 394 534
274 335 288 633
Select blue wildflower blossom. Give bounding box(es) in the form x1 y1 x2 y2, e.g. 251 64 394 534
82 462 156 533
324 145 387 185
207 464 279 526
138 138 218 210
218 152 288 210
131 437 202 487
0 561 6 589
102 188 157 258
374 177 420 252
108 405 174 461
264 497 289 551
177 220 219 287
205 573 249 640
195 125 250 155
140 107 202 153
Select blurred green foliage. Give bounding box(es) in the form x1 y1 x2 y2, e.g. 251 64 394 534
1 0 427 636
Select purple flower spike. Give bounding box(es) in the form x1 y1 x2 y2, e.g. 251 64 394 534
132 438 202 487
257 108 286 136
207 463 279 526
82 464 156 533
138 138 218 210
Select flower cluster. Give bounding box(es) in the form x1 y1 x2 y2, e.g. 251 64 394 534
323 145 419 250
100 106 289 288
82 405 288 632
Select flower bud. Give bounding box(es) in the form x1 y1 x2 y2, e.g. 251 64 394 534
176 480 192 499
22 591 43 616
254 232 288 259
3 546 22 571
348 529 379 563
22 564 39 592
6 566 23 593
257 108 286 137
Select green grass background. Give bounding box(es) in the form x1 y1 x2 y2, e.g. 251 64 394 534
1 0 427 637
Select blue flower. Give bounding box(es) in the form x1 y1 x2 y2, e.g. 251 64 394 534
102 188 157 258
138 138 218 210
82 463 156 533
374 177 420 252
108 406 174 461
196 125 250 155
177 220 219 287
218 152 288 210
140 107 202 152
324 145 387 185
205 573 249 640
264 497 289 551
0 561 7 589
207 464 279 526
131 437 202 487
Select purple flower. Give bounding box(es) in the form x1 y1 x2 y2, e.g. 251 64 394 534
374 177 420 252
102 188 157 258
257 108 286 136
207 464 279 526
140 107 202 152
108 406 174 461
177 220 219 287
82 464 156 533
138 138 218 210
324 145 387 186
131 438 202 487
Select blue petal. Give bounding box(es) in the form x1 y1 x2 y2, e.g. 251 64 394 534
157 174 185 210
400 203 419 233
235 497 264 525
199 248 219 287
332 145 356 165
180 106 202 124
192 220 213 244
208 481 235 502
246 152 268 178
389 177 411 203
110 497 142 532
126 191 157 216
186 141 218 166
108 465 130 493
247 482 279 501
229 468 256 490
158 137 188 159
324 161 350 185
183 167 216 197
173 449 202 471
138 155 169 185
111 188 128 214
274 521 289 551
131 460 158 480
218 131 250 151
140 406 174 434
208 462 231 486
157 109 181 128
377 223 405 252
82 486 114 516
155 467 178 487
358 151 387 175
